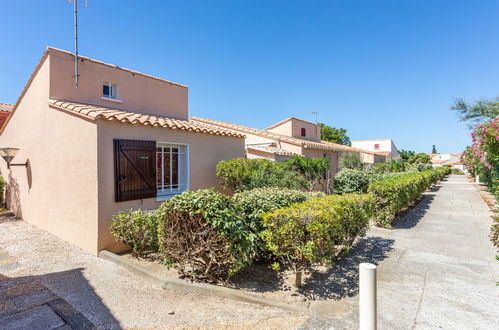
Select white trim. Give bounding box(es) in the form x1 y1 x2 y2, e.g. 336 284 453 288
101 96 122 103
156 141 189 200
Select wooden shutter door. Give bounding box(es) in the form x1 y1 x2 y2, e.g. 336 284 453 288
114 139 157 202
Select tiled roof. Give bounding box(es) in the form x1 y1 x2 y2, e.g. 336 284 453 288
246 145 299 157
49 100 245 138
190 116 374 154
264 117 317 130
0 103 14 112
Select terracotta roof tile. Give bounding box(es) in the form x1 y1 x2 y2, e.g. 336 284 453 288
191 116 385 155
0 103 14 112
246 145 299 157
49 100 245 138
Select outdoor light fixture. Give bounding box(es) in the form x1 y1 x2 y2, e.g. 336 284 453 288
0 148 28 169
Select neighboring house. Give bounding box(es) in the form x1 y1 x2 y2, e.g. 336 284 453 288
0 47 246 255
430 153 465 170
191 116 384 177
0 103 13 130
351 138 401 162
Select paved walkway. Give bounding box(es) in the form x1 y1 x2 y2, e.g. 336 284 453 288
302 175 499 329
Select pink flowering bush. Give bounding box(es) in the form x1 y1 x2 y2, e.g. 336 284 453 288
464 118 499 195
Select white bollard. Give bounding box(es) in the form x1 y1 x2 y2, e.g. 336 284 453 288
359 263 377 330
475 175 480 184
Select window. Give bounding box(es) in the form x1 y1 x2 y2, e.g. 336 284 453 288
301 128 306 137
156 143 188 198
102 82 119 99
374 143 379 150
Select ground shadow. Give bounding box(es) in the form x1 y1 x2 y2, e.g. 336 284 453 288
298 236 395 301
228 262 285 292
391 184 442 230
0 268 120 329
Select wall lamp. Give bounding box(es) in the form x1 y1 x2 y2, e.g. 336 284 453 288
0 148 28 169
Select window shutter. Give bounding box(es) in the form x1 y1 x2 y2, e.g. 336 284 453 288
114 139 156 202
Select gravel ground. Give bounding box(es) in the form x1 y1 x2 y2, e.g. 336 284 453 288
0 218 306 329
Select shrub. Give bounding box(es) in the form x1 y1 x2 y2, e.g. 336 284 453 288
491 211 499 248
216 158 302 192
333 169 370 193
233 188 323 257
262 194 374 286
157 189 256 282
110 209 159 254
409 163 433 172
368 168 450 227
451 167 464 175
339 152 364 170
286 156 330 191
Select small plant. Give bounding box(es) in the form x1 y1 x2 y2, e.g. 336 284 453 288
110 209 159 255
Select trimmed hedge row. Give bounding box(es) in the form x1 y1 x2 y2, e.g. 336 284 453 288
368 166 451 227
262 194 374 273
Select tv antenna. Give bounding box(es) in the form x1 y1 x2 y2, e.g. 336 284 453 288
311 111 318 123
67 0 88 89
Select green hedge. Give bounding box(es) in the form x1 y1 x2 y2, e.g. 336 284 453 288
368 167 450 227
0 176 5 206
262 194 374 272
215 158 302 192
233 188 324 257
110 209 159 254
156 189 256 282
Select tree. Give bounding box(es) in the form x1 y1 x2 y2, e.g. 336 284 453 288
286 156 330 191
399 149 415 162
339 152 363 170
451 97 499 128
432 145 437 154
319 123 351 145
407 153 431 164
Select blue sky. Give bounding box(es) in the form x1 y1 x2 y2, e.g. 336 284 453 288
1 1 498 153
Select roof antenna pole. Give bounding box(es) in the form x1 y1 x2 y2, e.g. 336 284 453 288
74 0 79 89
311 111 318 123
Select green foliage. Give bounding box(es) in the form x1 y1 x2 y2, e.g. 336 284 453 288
333 169 371 193
451 97 499 128
319 123 351 145
262 194 374 272
233 188 323 256
399 149 416 162
407 153 431 164
110 209 159 254
491 212 499 248
157 189 257 282
368 167 451 227
216 158 302 192
286 156 330 191
339 152 363 170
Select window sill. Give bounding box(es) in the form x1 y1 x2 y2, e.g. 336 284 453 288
156 192 183 202
101 96 122 103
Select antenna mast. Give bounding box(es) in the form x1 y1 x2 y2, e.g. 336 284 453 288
74 0 79 89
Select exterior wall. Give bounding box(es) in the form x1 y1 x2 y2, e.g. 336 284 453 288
266 118 321 142
96 121 245 253
352 139 392 153
360 152 374 163
246 149 276 160
0 56 100 253
48 48 188 119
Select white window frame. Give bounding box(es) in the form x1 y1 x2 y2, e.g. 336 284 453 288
101 82 122 103
156 142 189 201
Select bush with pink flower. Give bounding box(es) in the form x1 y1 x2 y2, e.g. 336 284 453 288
464 118 499 195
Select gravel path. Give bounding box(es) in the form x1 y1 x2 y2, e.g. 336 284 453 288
0 217 305 329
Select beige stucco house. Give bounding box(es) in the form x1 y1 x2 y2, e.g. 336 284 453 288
0 47 246 255
191 116 382 178
351 138 401 163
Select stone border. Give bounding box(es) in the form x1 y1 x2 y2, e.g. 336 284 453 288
99 250 308 314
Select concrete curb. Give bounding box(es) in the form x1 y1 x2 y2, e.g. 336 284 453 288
99 250 308 314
